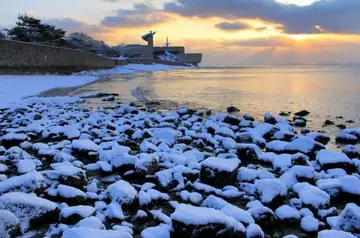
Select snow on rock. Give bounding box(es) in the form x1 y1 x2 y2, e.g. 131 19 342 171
62 227 132 238
246 224 264 238
284 137 325 156
316 149 353 172
0 210 20 238
0 133 29 149
343 145 359 159
237 167 258 182
60 205 95 224
0 192 58 232
76 216 105 229
301 216 319 233
106 180 137 204
141 224 170 238
106 202 126 220
148 127 180 144
334 203 360 233
17 159 36 174
202 195 255 225
200 157 240 188
56 184 86 202
255 179 287 207
318 230 356 238
72 139 100 152
275 205 301 222
43 163 87 188
293 183 330 209
111 153 137 170
170 203 246 237
339 175 360 196
316 178 341 197
336 131 358 144
0 171 45 194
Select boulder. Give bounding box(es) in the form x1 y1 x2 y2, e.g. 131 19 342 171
60 205 96 224
200 157 240 188
0 210 20 238
255 179 287 208
106 180 137 205
316 150 354 173
227 106 240 113
294 110 310 117
171 204 246 238
334 203 360 234
0 133 28 149
0 171 45 195
0 192 58 232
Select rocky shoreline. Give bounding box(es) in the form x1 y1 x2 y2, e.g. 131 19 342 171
0 96 359 238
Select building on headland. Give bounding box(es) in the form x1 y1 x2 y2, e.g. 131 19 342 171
120 31 203 66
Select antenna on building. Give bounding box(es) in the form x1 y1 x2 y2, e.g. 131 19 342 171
165 37 170 47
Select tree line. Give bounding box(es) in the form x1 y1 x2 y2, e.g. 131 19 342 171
1 14 121 57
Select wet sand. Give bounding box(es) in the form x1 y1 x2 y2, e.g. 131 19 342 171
36 74 118 97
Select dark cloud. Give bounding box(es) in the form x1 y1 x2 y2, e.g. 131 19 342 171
101 3 171 28
215 21 249 31
222 36 294 48
164 0 360 34
45 17 107 34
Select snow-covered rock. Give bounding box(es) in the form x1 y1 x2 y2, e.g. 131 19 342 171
200 157 240 188
275 205 301 222
62 227 132 238
0 210 20 238
255 179 287 207
0 192 58 232
106 180 137 205
171 203 246 237
293 183 330 209
316 150 353 172
0 171 45 195
334 203 360 233
60 205 95 224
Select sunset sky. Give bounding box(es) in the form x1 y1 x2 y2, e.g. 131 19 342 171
2 0 360 66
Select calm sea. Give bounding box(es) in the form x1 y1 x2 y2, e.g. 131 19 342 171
77 66 360 148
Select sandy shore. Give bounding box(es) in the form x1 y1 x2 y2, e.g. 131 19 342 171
36 74 117 97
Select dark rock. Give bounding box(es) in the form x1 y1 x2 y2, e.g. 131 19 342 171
323 120 335 126
294 110 310 117
224 115 241 126
243 113 255 122
336 132 358 145
279 112 290 117
227 106 240 113
337 124 347 129
294 118 307 127
247 206 277 228
264 113 277 125
237 144 262 163
0 133 29 149
343 145 359 159
346 120 355 123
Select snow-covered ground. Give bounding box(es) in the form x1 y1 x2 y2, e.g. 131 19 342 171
0 64 191 109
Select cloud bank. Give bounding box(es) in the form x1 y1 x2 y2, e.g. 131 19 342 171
164 0 360 34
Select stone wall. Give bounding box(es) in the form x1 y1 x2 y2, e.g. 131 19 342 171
0 39 115 74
